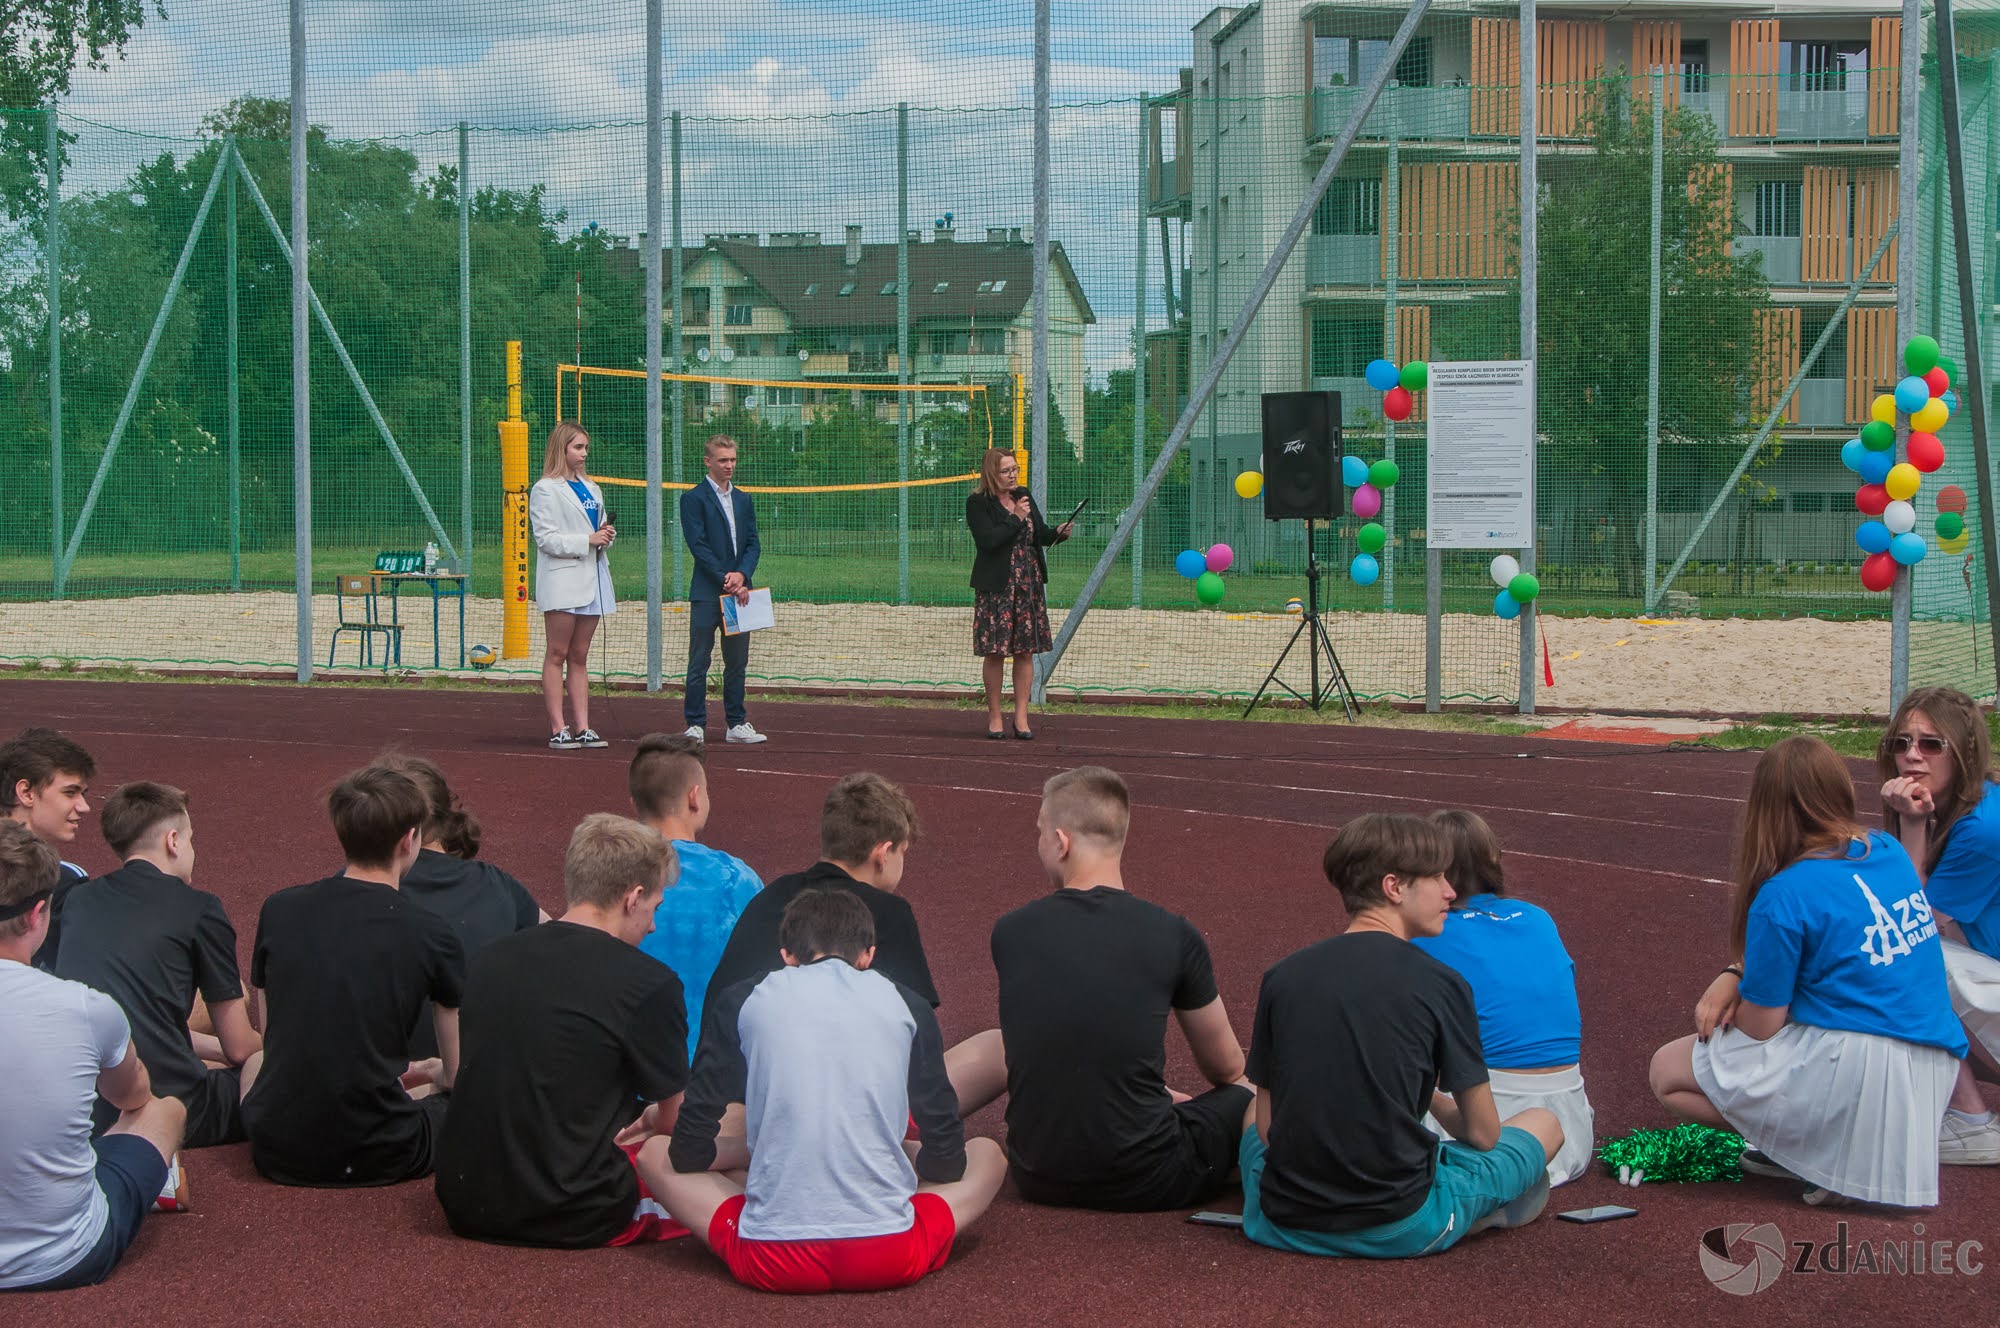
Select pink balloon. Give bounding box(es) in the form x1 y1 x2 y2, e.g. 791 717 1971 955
1205 543 1234 574
1351 484 1382 519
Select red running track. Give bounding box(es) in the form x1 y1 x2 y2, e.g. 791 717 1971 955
3 678 1993 1326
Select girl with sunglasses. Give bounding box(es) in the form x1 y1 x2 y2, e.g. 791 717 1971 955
1650 736 1965 1206
1875 687 2000 1165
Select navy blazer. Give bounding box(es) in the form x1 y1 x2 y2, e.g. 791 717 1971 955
680 480 761 600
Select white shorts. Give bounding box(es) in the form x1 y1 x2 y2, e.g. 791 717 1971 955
1421 1064 1594 1187
1693 1022 1957 1208
1941 938 2000 1065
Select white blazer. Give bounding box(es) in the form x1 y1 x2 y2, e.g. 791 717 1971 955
529 475 612 613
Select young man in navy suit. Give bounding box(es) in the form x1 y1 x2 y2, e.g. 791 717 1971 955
681 434 767 745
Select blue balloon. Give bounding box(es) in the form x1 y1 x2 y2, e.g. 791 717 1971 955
1364 358 1400 391
1857 449 1894 486
1855 520 1892 555
1945 390 1961 415
1895 376 1931 415
1174 549 1207 579
1840 438 1867 473
1891 532 1929 566
1341 455 1370 488
1350 553 1381 586
1493 588 1522 620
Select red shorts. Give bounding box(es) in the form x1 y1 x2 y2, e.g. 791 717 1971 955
707 1193 957 1294
608 1144 690 1247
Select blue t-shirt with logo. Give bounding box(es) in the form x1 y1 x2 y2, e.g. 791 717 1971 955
638 841 763 1059
566 479 602 530
1411 894 1581 1068
1740 832 1967 1057
1923 779 2000 960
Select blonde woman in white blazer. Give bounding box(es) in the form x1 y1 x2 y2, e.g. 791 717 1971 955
529 420 616 749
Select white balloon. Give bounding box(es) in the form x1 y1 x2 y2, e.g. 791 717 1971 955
1490 554 1521 588
1884 500 1917 534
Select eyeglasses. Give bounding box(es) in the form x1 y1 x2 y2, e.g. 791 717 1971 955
1889 734 1950 756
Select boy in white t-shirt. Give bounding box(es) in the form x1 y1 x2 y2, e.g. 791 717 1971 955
0 821 185 1292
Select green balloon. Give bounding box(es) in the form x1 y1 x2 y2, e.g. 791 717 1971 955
1905 334 1941 375
1368 458 1401 489
1357 522 1387 554
1938 511 1966 540
1195 571 1226 605
1398 361 1428 392
1507 573 1541 604
1940 355 1960 383
1861 420 1896 451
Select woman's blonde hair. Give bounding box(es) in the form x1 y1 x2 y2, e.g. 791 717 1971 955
1729 736 1866 955
541 420 589 480
1875 686 1996 872
976 448 1018 499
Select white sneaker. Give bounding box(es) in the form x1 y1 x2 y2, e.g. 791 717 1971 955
1939 1111 2000 1165
682 725 705 742
726 722 768 744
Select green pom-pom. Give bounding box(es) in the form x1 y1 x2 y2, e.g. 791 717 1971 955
1596 1124 1747 1184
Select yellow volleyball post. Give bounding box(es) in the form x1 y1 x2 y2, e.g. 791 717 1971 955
498 340 531 659
1012 371 1028 486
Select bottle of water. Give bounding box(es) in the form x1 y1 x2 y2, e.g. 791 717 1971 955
423 541 438 575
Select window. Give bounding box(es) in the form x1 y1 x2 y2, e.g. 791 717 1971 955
1781 40 1869 92
1218 193 1231 261
1315 34 1433 89
1314 178 1381 236
1753 180 1801 238
977 280 996 293
978 328 1006 355
803 283 819 297
880 281 898 295
728 335 762 358
930 330 969 355
724 287 754 325
991 279 1006 292
1790 492 1827 513
1681 39 1709 95
1801 312 1846 380
1310 315 1379 378
838 281 856 296
933 281 950 293
683 288 711 326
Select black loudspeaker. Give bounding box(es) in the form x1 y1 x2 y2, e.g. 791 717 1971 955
1260 391 1341 521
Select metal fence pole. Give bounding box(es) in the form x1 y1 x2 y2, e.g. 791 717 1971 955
226 140 241 590
1383 94 1400 612
671 112 685 602
644 0 665 691
1133 98 1148 609
459 121 473 582
1644 69 1664 613
1891 0 1921 704
291 0 311 680
897 103 911 605
1517 0 1539 714
1030 0 1051 515
45 105 63 598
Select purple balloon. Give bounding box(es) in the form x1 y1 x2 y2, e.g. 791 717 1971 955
1351 484 1382 519
1205 543 1234 574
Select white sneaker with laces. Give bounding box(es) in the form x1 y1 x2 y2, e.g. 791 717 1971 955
683 725 705 742
1939 1111 2000 1165
574 728 610 749
726 722 768 744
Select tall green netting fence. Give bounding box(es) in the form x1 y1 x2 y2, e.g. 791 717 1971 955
2 1 1996 713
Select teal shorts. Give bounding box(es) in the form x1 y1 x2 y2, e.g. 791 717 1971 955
1238 1125 1545 1259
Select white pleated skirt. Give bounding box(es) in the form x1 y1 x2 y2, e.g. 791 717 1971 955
1420 1064 1595 1187
1693 1023 1957 1208
1942 939 2000 1064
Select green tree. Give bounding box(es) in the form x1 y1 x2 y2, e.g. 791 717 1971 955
2 2 161 218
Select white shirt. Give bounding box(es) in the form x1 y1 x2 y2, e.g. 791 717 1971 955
0 960 132 1288
707 476 740 557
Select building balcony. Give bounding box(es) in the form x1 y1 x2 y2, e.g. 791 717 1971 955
1792 378 1848 429
1306 234 1381 286
1310 84 1472 145
1738 234 1802 285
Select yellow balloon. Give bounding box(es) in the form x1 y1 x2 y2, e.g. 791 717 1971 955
1871 394 1898 425
1884 463 1922 501
1234 470 1263 499
1913 398 1949 433
1943 532 1971 555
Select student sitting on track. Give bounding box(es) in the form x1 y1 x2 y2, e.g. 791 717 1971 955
376 754 545 1068
241 765 466 1187
1410 810 1594 1186
990 766 1252 1211
54 783 261 1149
1869 686 2000 1165
436 814 690 1248
1237 813 1561 1259
0 821 186 1292
1651 736 1968 1207
628 734 763 1060
0 728 96 971
641 888 1007 1294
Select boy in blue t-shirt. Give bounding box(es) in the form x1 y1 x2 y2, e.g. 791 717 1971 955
628 734 762 1058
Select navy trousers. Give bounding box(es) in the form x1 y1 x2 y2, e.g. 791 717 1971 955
685 593 750 728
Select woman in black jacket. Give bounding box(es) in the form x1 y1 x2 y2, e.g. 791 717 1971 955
966 448 1071 739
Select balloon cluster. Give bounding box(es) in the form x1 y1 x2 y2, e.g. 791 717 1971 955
1340 452 1403 585
1175 544 1233 605
1486 554 1541 620
1841 336 1962 592
1365 357 1428 423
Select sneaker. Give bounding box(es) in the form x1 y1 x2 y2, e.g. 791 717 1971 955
1803 1185 1854 1208
549 728 581 750
1470 1172 1550 1234
1738 1149 1801 1181
154 1155 190 1212
726 722 768 745
574 728 610 749
683 725 706 742
1939 1112 2000 1165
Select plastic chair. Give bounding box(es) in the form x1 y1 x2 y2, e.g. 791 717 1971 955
329 574 402 668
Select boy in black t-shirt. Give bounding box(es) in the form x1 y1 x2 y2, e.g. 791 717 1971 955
991 766 1252 1210
435 814 688 1248
1239 813 1563 1259
0 728 96 971
241 766 466 1187
56 783 262 1148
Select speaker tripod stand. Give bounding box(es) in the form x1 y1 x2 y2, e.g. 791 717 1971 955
1243 518 1358 721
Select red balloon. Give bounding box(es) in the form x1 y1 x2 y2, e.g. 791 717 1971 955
1860 551 1897 592
1382 387 1414 422
1939 484 1969 515
1907 431 1946 473
1855 483 1891 515
1925 366 1951 396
